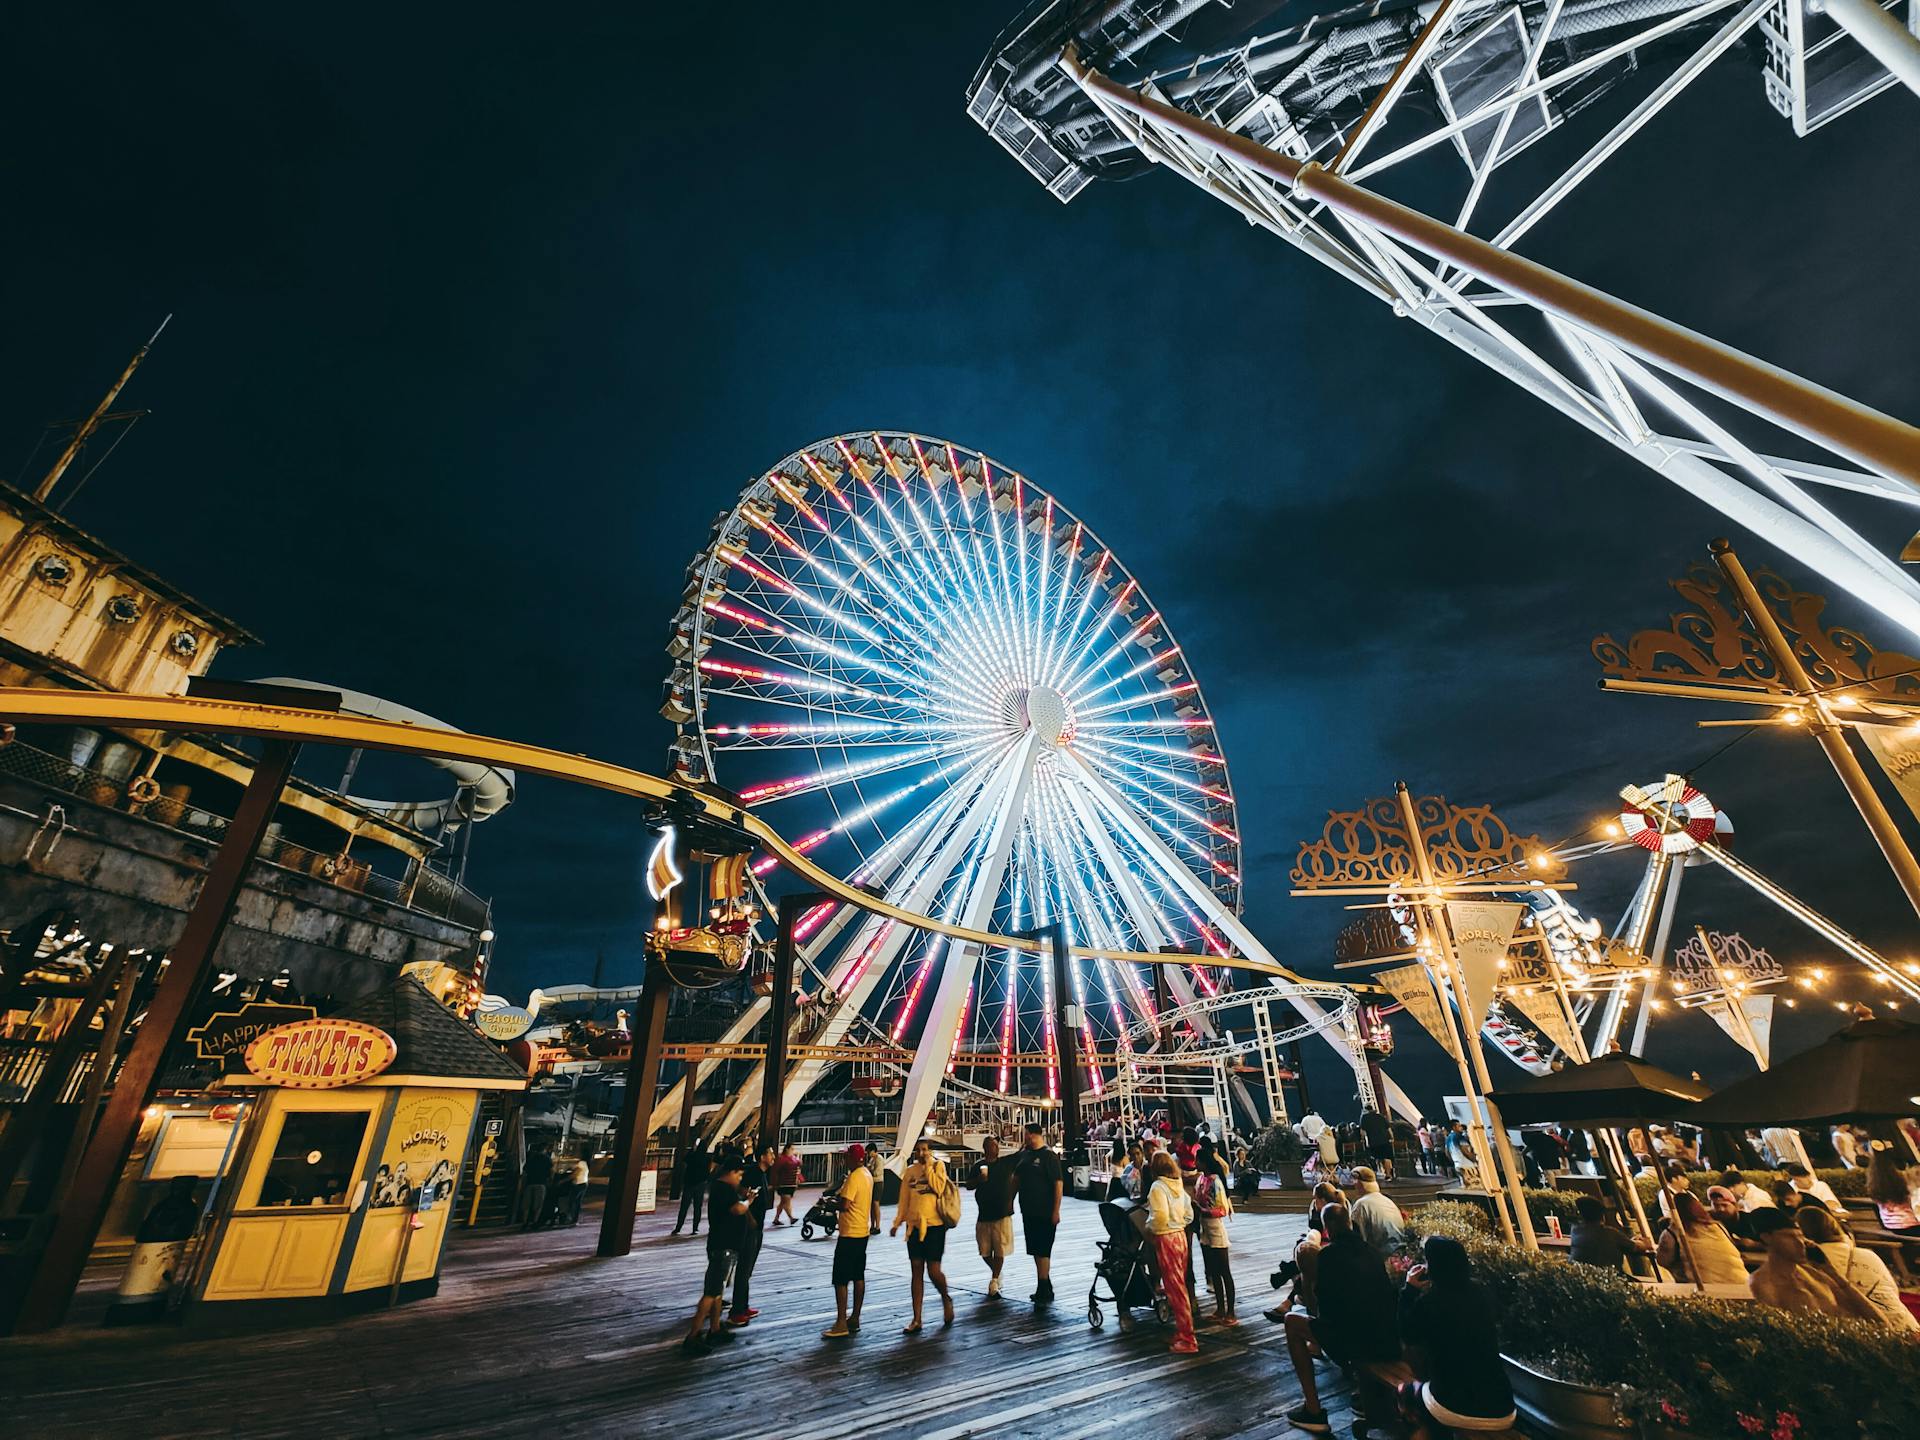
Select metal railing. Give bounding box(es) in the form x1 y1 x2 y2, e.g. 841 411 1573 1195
0 737 489 931
0 1037 98 1106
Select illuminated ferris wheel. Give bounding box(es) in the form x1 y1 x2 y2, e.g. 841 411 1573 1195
659 432 1383 1143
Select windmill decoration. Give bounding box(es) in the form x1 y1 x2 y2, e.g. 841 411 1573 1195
1670 928 1788 1070
1594 775 1734 1055
1619 778 1719 854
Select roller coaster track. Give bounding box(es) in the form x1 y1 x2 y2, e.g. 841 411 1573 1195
0 686 1327 980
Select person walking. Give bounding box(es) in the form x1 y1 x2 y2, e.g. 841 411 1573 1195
728 1144 774 1327
822 1144 879 1340
517 1143 552 1232
670 1136 711 1237
1146 1151 1198 1353
893 1137 957 1333
1012 1122 1064 1304
771 1142 803 1225
972 1135 1018 1298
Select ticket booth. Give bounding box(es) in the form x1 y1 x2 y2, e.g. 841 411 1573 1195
194 976 526 1321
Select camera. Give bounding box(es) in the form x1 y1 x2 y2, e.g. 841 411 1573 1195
1269 1257 1300 1290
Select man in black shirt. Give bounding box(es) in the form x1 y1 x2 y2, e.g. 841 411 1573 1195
682 1156 751 1356
1281 1205 1398 1433
671 1137 711 1236
728 1144 776 1326
518 1144 553 1231
1012 1123 1064 1304
971 1135 1019 1298
1567 1194 1651 1272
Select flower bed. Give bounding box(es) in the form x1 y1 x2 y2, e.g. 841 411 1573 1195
1403 1201 1920 1438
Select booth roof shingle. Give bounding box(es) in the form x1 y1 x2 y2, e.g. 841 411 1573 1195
330 977 529 1085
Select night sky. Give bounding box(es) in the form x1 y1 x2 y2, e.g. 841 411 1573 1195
5 4 1918 1116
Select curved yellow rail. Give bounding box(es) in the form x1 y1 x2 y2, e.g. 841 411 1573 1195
0 686 1311 979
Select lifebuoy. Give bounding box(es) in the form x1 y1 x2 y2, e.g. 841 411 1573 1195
127 775 162 805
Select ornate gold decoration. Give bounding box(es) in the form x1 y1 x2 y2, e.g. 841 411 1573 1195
1671 930 1783 987
1334 910 1416 963
1291 793 1563 889
1593 560 1920 699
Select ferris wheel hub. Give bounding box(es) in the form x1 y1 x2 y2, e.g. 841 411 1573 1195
1016 684 1075 747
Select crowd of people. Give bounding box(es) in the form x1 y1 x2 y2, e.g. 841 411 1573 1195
649 1110 1918 1440
1554 1138 1920 1334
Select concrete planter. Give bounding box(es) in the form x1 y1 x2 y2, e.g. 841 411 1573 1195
1502 1354 1631 1439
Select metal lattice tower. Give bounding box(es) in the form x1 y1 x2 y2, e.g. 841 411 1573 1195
968 0 1920 642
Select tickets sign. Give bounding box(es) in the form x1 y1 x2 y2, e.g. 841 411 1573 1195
244 1018 397 1090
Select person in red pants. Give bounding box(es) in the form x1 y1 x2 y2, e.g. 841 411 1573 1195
1146 1151 1198 1353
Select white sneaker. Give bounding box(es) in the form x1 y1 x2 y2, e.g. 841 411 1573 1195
987 1276 1002 1298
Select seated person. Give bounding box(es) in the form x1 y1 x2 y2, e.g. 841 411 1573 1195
1795 1205 1918 1333
1747 1208 1880 1322
1780 1162 1841 1212
1232 1147 1261 1203
1656 1192 1749 1285
1567 1194 1651 1271
1282 1204 1399 1435
1720 1170 1775 1213
1705 1186 1762 1252
1397 1234 1518 1439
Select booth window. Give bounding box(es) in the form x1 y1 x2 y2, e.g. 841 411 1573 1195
250 1110 370 1208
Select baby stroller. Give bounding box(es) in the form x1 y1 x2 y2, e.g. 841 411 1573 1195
799 1175 843 1241
1087 1197 1171 1333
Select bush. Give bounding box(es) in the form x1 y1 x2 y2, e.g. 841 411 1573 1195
1401 1202 1920 1438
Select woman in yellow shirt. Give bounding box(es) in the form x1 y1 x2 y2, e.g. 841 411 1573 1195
892 1137 956 1333
1146 1151 1198 1353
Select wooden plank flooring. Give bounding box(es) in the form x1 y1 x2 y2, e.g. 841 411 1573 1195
0 1190 1383 1439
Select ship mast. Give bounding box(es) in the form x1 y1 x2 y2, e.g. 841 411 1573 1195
32 314 171 508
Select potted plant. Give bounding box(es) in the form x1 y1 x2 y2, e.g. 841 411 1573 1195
1252 1122 1306 1189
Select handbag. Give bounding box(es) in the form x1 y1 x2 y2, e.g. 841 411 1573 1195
933 1165 962 1227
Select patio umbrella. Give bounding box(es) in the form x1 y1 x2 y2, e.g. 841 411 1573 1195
1491 1053 1713 1286
1489 1052 1711 1126
1689 1017 1920 1125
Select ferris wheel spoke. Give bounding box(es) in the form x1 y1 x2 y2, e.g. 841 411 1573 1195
1074 738 1235 816
1071 750 1240 883
733 738 984 808
1040 777 1158 1026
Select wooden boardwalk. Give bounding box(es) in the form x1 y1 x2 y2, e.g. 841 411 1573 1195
1 1188 1374 1439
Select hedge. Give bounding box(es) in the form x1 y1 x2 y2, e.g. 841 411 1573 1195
1403 1201 1920 1439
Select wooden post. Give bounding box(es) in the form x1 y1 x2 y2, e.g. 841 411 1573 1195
759 893 826 1158
1038 924 1083 1152
0 947 125 1203
670 1054 699 1201
48 950 144 1213
8 738 300 1333
597 964 671 1259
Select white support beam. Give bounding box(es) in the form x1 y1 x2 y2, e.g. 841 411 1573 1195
1063 750 1423 1121
888 734 1042 1167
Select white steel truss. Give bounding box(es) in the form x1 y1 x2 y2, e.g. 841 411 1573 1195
968 2 1920 645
